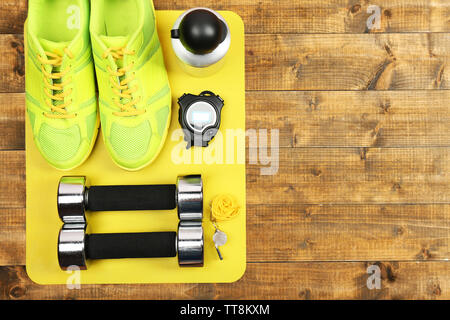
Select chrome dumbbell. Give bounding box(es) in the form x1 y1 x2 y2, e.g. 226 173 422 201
58 221 204 270
57 175 203 223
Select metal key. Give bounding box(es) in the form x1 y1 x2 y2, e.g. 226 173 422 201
212 228 227 260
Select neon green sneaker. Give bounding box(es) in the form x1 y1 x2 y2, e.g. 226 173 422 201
90 0 172 171
25 0 98 170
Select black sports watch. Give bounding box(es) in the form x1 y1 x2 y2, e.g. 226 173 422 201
177 91 224 149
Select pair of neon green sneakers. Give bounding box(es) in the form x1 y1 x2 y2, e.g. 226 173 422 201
25 0 171 171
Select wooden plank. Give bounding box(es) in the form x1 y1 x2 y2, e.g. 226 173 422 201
1 204 449 266
0 93 25 150
0 151 25 209
156 0 450 34
2 90 450 150
2 0 449 301
0 1 27 34
2 33 450 92
0 209 25 266
247 147 450 205
248 204 450 262
0 262 448 299
246 33 450 90
3 0 450 34
0 34 24 93
247 91 450 148
2 147 450 208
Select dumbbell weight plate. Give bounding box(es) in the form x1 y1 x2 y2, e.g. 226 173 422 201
58 223 87 270
177 221 204 267
176 175 203 221
57 176 87 224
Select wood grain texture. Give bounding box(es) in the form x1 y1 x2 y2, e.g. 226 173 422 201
0 209 25 266
2 33 450 92
157 0 450 34
0 0 27 34
247 147 450 205
0 93 25 150
2 0 450 34
0 262 448 299
246 33 450 90
0 34 24 93
4 90 450 150
248 204 450 262
247 90 450 147
0 151 25 209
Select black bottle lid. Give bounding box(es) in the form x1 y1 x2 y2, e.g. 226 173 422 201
174 9 228 55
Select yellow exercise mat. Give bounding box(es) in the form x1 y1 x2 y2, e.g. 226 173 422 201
26 11 246 284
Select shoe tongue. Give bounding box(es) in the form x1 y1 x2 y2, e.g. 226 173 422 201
100 35 129 49
38 38 71 55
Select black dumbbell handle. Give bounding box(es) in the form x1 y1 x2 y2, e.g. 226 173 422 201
86 185 176 212
85 232 177 260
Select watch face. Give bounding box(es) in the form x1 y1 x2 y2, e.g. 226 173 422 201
185 101 217 133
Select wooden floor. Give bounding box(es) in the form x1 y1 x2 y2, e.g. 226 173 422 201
1 0 449 300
